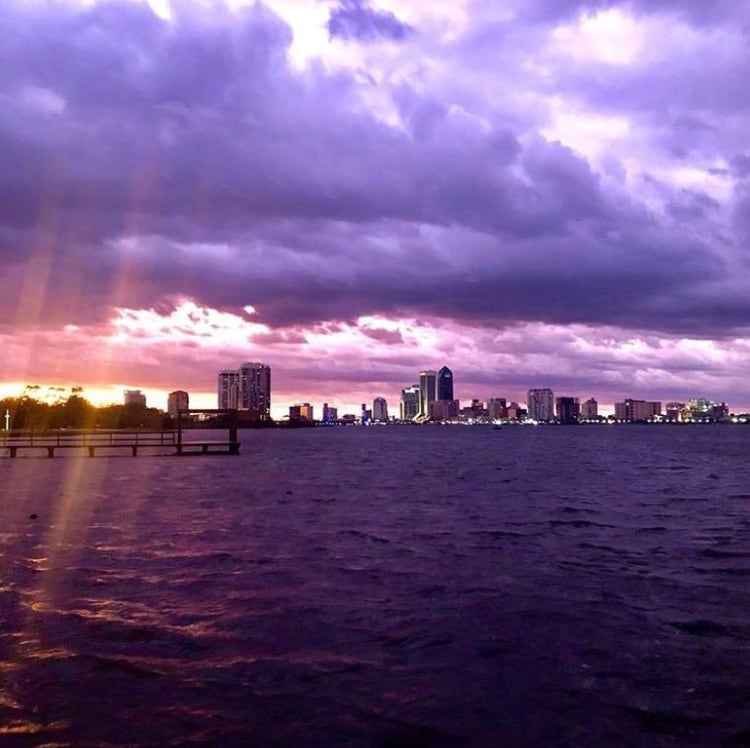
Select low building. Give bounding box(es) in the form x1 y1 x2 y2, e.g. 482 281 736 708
614 399 661 422
487 398 507 420
289 403 314 421
429 399 460 421
322 403 338 423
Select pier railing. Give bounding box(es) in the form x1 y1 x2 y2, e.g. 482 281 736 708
1 413 240 457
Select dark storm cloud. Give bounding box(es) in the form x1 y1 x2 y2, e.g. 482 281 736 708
1 0 748 343
327 0 413 42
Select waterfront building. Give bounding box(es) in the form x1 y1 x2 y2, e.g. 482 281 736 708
614 399 661 422
527 388 554 422
124 390 147 407
167 390 189 416
555 396 580 424
458 399 489 422
401 385 420 421
430 399 459 421
487 398 507 420
685 399 729 422
419 370 437 419
580 397 598 420
217 370 240 410
665 402 684 421
322 403 338 423
437 366 454 401
506 402 524 420
238 362 271 420
289 403 313 421
372 397 389 422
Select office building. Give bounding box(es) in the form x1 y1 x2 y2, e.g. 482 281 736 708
401 385 420 421
124 390 147 407
217 370 240 410
238 362 271 420
527 388 554 422
555 396 580 424
419 370 437 419
437 366 454 401
372 397 389 422
167 390 189 416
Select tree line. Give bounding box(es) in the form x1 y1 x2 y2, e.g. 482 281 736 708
1 388 169 431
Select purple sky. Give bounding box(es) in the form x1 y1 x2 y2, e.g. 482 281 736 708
2 0 750 415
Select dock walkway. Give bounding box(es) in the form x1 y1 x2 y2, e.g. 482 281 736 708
1 410 241 457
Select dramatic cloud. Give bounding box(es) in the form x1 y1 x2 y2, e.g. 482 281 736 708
327 0 413 42
2 0 750 411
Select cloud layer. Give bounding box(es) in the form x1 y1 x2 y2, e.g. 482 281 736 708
2 0 749 410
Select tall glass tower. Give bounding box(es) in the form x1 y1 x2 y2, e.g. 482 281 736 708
437 366 453 401
419 370 437 419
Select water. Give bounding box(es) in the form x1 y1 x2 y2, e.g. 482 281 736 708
1 425 750 746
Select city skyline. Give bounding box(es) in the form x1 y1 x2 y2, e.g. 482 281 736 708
3 2 750 411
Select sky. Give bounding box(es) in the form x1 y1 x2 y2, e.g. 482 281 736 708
2 0 750 417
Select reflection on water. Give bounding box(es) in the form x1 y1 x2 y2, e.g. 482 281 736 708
1 426 750 746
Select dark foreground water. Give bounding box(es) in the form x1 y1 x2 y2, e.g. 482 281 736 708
1 425 750 747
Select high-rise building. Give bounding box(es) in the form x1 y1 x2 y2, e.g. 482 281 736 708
372 397 388 422
124 390 147 407
400 385 420 421
217 370 240 410
555 396 580 424
238 362 271 420
580 397 598 420
437 366 454 401
167 390 189 416
419 370 437 419
527 388 554 422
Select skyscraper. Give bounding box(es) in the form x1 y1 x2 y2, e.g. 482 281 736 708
437 366 454 401
555 396 580 424
373 397 388 422
401 385 420 421
527 388 554 422
238 362 271 420
419 370 437 419
217 370 240 410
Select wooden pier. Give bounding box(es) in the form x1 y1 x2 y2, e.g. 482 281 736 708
1 409 240 458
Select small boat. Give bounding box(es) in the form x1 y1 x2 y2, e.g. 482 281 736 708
493 425 503 430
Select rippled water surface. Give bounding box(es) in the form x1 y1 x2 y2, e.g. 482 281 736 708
2 425 750 746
